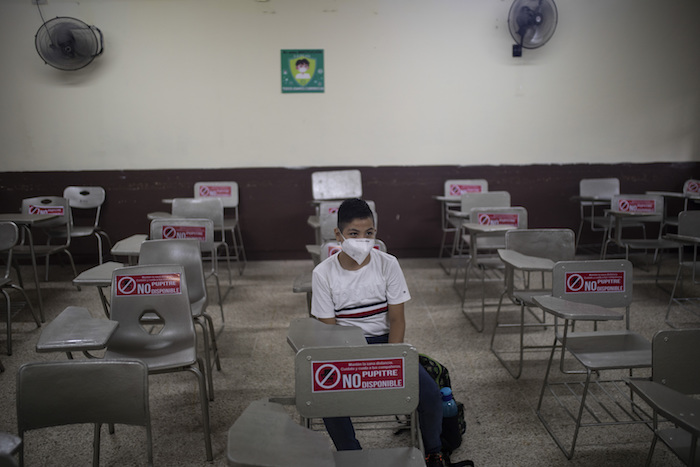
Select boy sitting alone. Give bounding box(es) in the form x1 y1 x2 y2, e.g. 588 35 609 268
311 198 446 467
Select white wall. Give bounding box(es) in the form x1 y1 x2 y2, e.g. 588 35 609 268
1 0 698 171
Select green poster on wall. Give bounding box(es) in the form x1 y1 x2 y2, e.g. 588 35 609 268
281 49 324 93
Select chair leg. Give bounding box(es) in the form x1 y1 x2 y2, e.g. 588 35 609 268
3 290 11 356
188 359 213 461
92 423 101 467
194 316 216 401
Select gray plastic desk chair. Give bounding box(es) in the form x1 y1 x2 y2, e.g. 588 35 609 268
437 179 488 270
138 239 221 401
14 196 78 283
443 191 510 275
665 210 700 328
533 259 651 460
45 186 113 265
194 181 247 274
0 222 41 356
171 197 233 291
490 229 575 379
149 217 225 321
602 194 677 264
627 328 700 466
576 178 620 251
104 264 212 461
456 205 527 332
294 344 425 465
17 359 152 467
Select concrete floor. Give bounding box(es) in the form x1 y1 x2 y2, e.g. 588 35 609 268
0 252 697 466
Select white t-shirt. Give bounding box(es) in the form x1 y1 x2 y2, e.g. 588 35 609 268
311 248 411 337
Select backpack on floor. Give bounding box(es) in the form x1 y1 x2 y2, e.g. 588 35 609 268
419 354 474 467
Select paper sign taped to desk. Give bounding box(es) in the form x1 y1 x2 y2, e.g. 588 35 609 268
161 225 206 240
477 213 518 226
565 271 625 293
617 199 655 213
198 185 232 197
28 205 64 215
449 184 483 195
115 273 182 296
312 358 405 393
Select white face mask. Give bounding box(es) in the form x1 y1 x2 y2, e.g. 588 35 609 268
340 235 375 265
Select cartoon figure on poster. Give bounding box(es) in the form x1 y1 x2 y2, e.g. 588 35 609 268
281 49 324 93
290 56 315 86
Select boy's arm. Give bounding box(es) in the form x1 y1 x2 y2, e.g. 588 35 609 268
387 303 406 343
318 317 337 325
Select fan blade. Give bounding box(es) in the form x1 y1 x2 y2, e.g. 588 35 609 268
515 6 535 43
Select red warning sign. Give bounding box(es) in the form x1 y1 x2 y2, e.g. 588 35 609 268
687 181 699 194
161 225 206 240
198 185 232 197
449 184 483 196
115 273 182 296
565 271 625 293
28 205 64 215
312 358 405 393
477 213 519 226
616 198 655 213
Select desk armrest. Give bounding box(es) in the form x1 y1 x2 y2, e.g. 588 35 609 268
626 379 700 436
497 249 555 272
533 295 624 321
664 234 700 245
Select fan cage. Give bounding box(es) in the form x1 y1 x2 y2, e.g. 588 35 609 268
35 16 103 71
507 0 558 50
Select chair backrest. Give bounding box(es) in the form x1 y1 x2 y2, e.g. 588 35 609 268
17 359 150 457
295 344 419 419
651 329 700 395
444 179 488 197
551 260 633 310
683 179 700 197
318 200 377 242
62 186 106 228
320 239 387 261
678 210 700 238
579 178 620 200
171 197 224 230
138 239 207 310
21 196 72 230
194 181 239 208
469 206 527 229
0 221 18 254
311 170 362 201
460 191 510 212
108 264 197 363
505 229 576 262
610 194 664 221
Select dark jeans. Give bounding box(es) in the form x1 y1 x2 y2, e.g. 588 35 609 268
323 334 443 454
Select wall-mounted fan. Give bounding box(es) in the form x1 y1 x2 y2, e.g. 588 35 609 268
508 0 558 57
35 17 103 71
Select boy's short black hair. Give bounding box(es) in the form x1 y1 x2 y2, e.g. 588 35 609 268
337 198 374 231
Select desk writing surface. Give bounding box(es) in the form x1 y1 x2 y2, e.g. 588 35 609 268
73 261 125 287
497 249 555 272
110 234 148 257
36 306 118 353
664 233 700 245
0 213 58 224
533 295 624 322
287 317 366 353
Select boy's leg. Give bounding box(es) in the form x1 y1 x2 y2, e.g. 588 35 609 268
323 417 362 450
418 365 444 454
